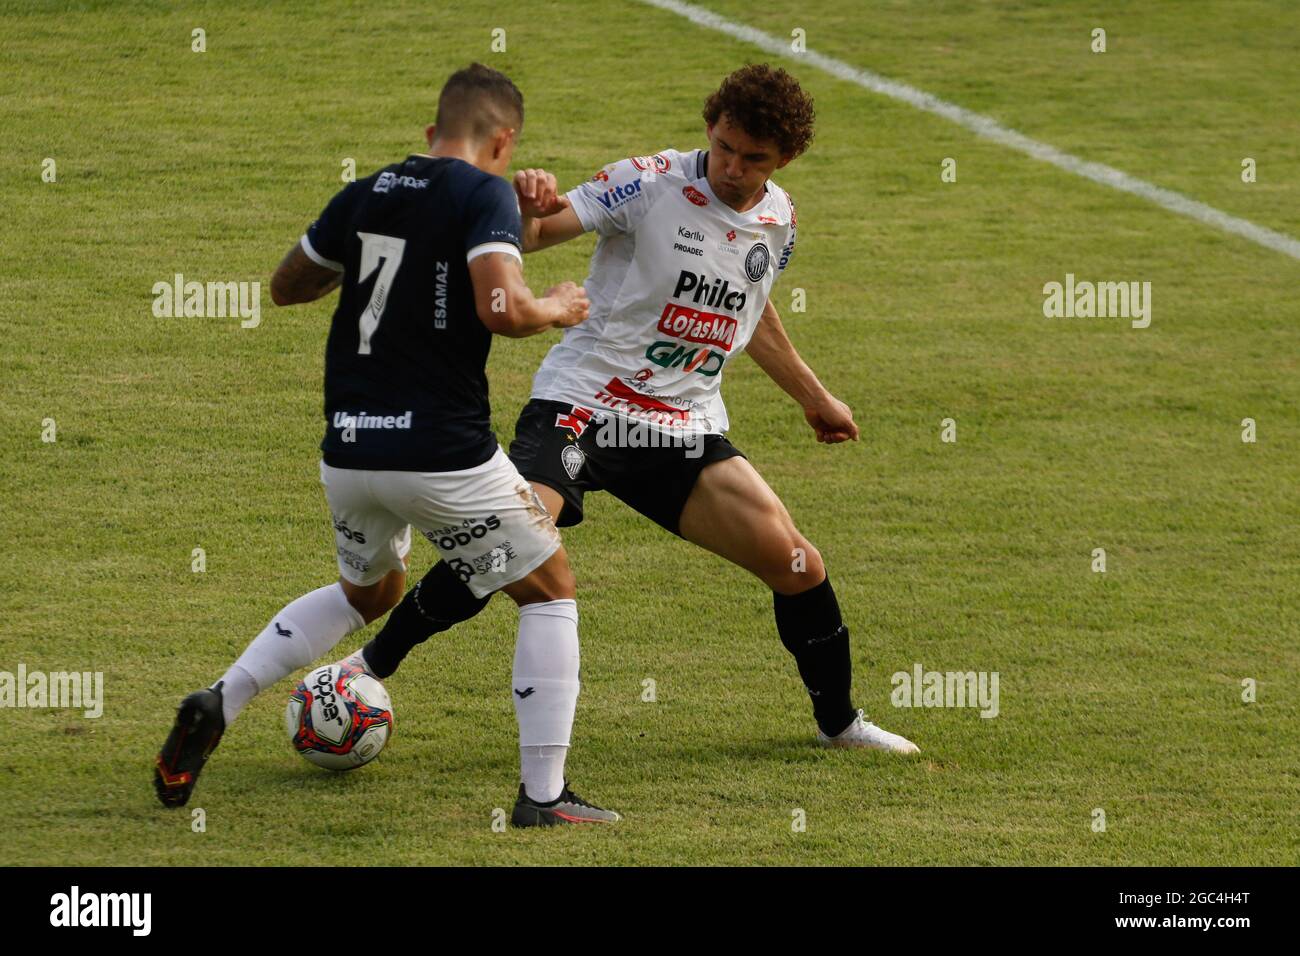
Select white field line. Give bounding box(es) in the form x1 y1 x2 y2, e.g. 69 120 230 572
637 0 1300 261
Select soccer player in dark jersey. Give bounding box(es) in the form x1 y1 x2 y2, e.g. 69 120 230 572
359 65 920 759
155 64 620 826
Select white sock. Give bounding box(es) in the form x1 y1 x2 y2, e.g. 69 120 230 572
520 745 569 803
216 583 365 726
513 599 579 803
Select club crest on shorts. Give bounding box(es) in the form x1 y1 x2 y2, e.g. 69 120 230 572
561 443 585 480
745 242 770 283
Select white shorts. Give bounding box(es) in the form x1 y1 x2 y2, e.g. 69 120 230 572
319 447 562 598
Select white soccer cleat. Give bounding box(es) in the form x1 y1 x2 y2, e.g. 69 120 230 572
817 709 920 754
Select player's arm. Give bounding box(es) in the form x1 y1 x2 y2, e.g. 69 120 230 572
746 297 860 444
469 251 588 338
463 174 587 335
273 181 358 306
513 156 654 252
269 241 342 306
513 168 586 253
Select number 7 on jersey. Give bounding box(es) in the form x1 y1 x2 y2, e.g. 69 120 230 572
355 231 406 354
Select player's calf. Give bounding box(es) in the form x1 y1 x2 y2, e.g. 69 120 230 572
773 573 858 737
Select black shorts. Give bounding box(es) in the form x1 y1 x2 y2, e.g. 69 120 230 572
507 399 746 536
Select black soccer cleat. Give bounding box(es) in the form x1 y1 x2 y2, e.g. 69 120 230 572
154 683 226 808
510 782 621 827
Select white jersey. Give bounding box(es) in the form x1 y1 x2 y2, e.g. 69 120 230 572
530 148 797 435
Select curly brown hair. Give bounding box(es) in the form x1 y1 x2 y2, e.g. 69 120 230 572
702 64 815 158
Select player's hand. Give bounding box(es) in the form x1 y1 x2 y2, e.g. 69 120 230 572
514 168 570 219
803 394 860 444
545 281 589 328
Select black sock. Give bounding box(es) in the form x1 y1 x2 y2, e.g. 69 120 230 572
773 575 856 736
363 561 492 678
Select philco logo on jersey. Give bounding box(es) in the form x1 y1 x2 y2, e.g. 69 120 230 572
672 270 747 313
630 153 672 174
682 185 709 206
595 179 643 210
658 303 738 351
374 171 430 193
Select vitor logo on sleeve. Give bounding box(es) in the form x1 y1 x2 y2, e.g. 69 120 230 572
595 179 643 210
49 887 151 936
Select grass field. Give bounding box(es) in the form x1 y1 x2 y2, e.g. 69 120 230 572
2 0 1297 866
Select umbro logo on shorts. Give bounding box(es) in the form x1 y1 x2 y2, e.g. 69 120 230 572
514 687 536 699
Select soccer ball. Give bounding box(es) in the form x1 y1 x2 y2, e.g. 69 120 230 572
285 662 393 770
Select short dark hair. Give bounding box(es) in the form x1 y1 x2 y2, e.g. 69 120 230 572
702 64 815 158
435 63 524 141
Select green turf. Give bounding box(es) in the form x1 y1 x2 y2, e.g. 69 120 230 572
1 0 1296 865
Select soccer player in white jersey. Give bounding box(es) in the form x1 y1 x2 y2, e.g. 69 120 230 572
361 65 919 757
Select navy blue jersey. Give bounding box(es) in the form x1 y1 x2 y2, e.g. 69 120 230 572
302 155 523 472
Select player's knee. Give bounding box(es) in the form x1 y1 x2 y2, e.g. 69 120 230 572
504 550 575 606
761 535 824 594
